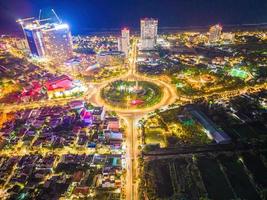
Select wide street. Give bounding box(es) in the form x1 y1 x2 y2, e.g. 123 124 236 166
86 38 267 200
93 39 177 200
88 39 174 200
1 38 267 200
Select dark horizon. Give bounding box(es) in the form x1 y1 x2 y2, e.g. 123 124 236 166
0 0 267 35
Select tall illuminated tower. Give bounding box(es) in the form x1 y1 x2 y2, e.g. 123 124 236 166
22 23 46 57
140 18 158 50
42 23 73 62
118 28 130 55
17 10 73 62
208 24 222 43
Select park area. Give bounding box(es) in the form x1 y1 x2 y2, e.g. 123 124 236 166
101 80 163 109
143 107 211 147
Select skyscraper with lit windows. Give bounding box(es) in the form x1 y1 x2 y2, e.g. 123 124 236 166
18 15 73 62
118 28 130 55
24 25 46 57
140 18 158 50
42 23 73 62
208 24 222 43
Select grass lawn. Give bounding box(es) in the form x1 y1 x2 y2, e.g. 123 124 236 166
145 128 166 147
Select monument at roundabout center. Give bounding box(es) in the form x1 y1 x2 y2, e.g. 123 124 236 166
100 80 163 109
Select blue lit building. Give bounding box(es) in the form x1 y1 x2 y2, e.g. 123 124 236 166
24 27 46 57
19 20 73 62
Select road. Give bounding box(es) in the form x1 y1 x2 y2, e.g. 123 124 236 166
2 38 267 200
87 39 267 200
111 40 175 200
108 39 176 200
0 40 170 200
1 40 153 200
86 39 178 114
86 39 173 200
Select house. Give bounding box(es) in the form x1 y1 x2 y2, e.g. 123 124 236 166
45 75 73 91
73 186 89 196
107 120 120 132
69 100 85 110
92 107 105 121
79 108 93 124
73 171 84 182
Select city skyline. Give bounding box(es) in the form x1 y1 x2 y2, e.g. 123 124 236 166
1 0 267 34
1 1 267 200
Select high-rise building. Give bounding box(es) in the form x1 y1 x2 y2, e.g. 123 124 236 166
24 25 46 57
140 18 158 50
221 33 235 43
208 24 222 43
118 28 130 55
42 24 73 61
18 15 73 62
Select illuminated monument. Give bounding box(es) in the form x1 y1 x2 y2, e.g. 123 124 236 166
17 9 73 62
140 18 158 50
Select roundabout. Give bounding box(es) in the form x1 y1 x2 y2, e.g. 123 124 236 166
86 40 178 114
100 80 163 109
90 74 177 114
76 39 178 200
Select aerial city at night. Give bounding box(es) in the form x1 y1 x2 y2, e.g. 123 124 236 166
1 0 267 199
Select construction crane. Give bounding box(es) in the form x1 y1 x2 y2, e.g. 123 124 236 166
51 9 62 24
38 9 42 21
16 17 35 27
16 17 35 40
37 9 62 25
33 18 52 26
16 9 62 28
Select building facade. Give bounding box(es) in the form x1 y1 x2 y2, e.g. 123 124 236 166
21 21 73 62
140 18 158 50
118 28 130 55
97 51 125 66
42 24 73 62
208 24 222 43
24 26 46 57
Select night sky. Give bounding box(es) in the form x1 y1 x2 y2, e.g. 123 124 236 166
0 0 267 34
